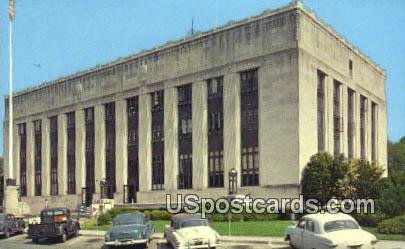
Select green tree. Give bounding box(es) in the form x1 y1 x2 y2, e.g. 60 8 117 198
352 159 384 199
388 137 405 176
301 152 334 205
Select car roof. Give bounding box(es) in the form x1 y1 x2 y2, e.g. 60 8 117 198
303 213 356 224
171 213 204 222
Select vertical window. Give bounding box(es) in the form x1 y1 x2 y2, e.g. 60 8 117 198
240 69 259 186
85 107 95 205
347 89 355 159
66 112 76 194
178 84 193 189
49 116 58 196
333 81 342 156
127 97 139 202
18 123 27 197
34 120 42 196
371 102 378 162
349 60 353 78
207 77 224 188
151 90 164 190
105 102 116 197
317 71 326 152
360 96 368 160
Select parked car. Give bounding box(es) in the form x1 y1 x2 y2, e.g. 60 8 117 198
164 213 220 249
104 213 154 248
29 208 80 243
0 213 25 238
285 213 378 249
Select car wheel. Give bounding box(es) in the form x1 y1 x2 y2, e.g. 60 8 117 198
5 230 10 238
61 230 67 243
32 237 37 244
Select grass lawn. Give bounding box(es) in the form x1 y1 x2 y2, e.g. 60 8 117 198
80 219 290 237
363 227 405 241
80 219 405 241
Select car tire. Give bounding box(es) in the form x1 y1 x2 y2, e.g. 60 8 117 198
32 237 37 244
61 230 67 243
5 230 10 238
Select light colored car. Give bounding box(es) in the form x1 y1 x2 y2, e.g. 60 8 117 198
285 213 378 249
164 214 220 249
104 213 154 247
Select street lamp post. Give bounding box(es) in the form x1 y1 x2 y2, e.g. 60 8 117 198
227 168 238 240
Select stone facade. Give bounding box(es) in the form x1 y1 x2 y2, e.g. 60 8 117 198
3 2 386 214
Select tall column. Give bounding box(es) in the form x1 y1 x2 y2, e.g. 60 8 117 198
341 85 348 157
367 97 372 162
94 104 106 194
115 99 128 202
354 92 361 158
164 87 178 190
138 94 152 192
3 124 9 186
75 109 86 194
26 121 35 197
57 114 67 195
13 124 20 186
192 80 208 190
223 73 241 188
42 117 50 196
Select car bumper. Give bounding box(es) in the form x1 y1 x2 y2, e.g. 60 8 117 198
105 238 148 246
177 243 221 249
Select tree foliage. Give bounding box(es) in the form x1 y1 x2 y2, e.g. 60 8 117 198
301 152 384 205
388 136 405 175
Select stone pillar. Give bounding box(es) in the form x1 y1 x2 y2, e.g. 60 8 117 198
13 124 20 186
41 117 50 196
138 94 152 192
3 123 9 185
26 121 35 197
94 104 106 194
75 109 86 194
164 87 178 190
223 73 241 188
57 114 67 195
366 96 372 162
341 85 348 157
115 99 128 202
192 80 208 190
354 92 361 159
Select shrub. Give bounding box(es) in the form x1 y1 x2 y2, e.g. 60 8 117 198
353 212 387 227
376 172 405 217
97 213 111 226
352 160 384 199
377 215 405 234
148 210 172 220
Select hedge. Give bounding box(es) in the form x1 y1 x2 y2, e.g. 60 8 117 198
377 215 405 234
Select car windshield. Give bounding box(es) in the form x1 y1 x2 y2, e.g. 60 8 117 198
180 219 208 228
324 220 359 232
113 216 143 226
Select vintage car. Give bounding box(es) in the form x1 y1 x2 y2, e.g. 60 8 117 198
104 213 154 247
0 213 25 238
285 213 378 249
164 213 220 249
29 208 80 243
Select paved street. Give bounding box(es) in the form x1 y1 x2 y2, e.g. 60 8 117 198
0 234 275 249
1 234 404 249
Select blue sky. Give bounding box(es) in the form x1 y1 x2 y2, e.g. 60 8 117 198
0 0 404 154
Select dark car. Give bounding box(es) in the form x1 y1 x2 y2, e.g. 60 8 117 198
104 213 154 248
29 208 80 243
0 213 25 238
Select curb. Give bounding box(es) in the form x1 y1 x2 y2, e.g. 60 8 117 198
79 230 289 246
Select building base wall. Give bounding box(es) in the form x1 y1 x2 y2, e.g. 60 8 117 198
21 195 82 215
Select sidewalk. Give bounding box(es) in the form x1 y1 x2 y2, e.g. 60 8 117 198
80 230 289 247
